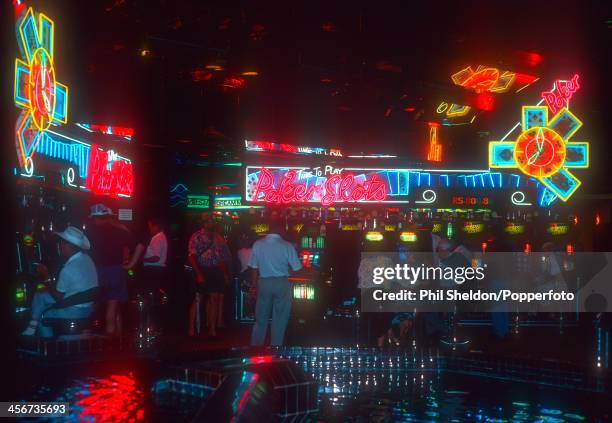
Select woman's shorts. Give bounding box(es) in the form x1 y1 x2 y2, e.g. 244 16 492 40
189 266 225 296
98 265 129 302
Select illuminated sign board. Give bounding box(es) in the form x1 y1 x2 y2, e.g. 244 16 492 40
13 7 134 198
245 166 540 207
462 221 485 234
251 223 269 234
399 231 417 242
187 195 210 209
365 231 384 241
214 195 262 210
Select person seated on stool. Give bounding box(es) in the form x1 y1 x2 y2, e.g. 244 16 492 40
22 226 98 337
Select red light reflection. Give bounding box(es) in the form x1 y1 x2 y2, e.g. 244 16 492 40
76 373 144 422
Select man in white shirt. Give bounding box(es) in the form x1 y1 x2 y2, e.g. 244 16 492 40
143 217 168 294
22 226 98 337
144 218 168 267
249 221 302 346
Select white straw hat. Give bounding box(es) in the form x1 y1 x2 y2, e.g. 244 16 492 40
55 226 91 250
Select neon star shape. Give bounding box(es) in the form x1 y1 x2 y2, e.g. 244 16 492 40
14 7 68 167
489 106 589 201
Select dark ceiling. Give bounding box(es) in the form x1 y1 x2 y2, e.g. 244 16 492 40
12 0 612 191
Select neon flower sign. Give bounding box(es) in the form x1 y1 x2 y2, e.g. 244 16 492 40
541 74 580 114
250 168 387 206
489 105 589 201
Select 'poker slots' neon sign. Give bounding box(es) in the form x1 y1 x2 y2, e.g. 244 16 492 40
248 167 387 206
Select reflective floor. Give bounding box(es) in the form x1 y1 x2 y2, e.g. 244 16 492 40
16 354 610 422
317 374 599 422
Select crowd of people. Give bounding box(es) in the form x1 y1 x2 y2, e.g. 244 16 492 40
21 206 304 347
21 207 572 349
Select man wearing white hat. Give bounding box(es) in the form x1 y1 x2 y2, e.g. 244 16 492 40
21 226 98 337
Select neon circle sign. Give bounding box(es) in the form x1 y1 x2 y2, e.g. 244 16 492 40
29 48 57 131
514 127 566 178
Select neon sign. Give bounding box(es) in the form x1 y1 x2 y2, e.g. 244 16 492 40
186 195 210 209
85 145 134 197
462 221 485 234
426 124 442 162
437 65 537 123
13 7 134 198
245 140 342 156
365 231 384 241
399 231 417 242
541 74 580 114
213 195 262 210
489 105 589 201
245 166 543 207
14 8 67 166
504 223 525 235
452 66 518 93
250 168 387 206
251 224 269 234
547 223 569 236
78 123 134 140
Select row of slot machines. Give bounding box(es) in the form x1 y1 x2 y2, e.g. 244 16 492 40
234 216 583 322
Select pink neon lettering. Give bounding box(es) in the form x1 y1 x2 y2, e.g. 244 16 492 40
251 168 388 205
541 74 580 114
85 144 134 197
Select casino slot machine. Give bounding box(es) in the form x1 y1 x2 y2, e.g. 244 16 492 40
291 221 327 319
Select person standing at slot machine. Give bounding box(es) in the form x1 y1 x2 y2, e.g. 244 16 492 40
249 220 302 346
87 204 133 336
187 213 231 337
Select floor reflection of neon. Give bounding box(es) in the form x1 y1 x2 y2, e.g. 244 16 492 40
231 371 260 422
75 373 144 422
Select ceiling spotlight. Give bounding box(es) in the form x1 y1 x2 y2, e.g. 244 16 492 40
205 64 223 71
